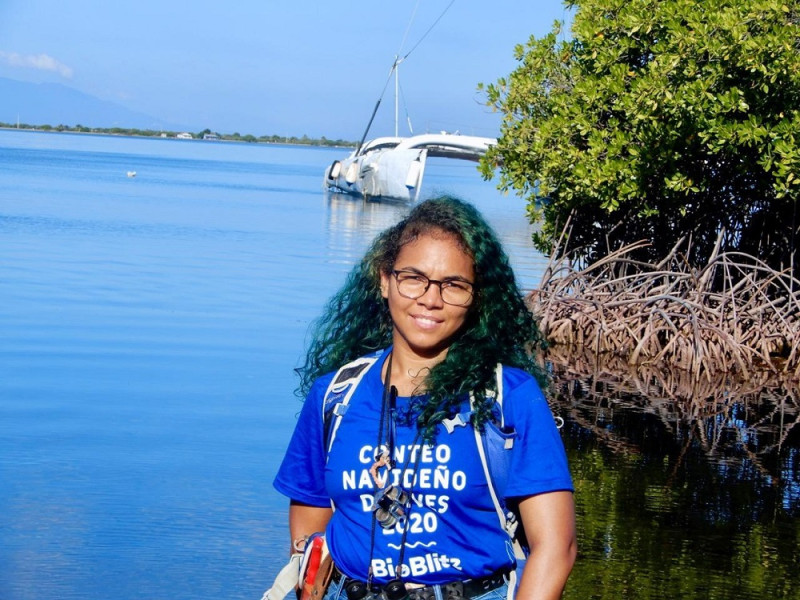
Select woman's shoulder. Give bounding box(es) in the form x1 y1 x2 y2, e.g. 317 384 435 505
494 365 559 435
308 348 389 397
496 364 549 411
309 369 337 393
499 364 543 390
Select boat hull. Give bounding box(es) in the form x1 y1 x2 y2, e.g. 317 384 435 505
323 133 495 202
324 148 427 202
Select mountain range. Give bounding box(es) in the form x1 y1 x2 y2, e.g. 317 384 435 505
0 77 188 131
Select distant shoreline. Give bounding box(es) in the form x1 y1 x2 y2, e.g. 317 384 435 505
0 123 358 148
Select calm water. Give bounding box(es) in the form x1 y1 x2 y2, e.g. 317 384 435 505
0 130 546 600
1 130 797 600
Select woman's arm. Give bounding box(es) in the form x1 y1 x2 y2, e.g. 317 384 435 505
288 500 333 555
515 491 577 600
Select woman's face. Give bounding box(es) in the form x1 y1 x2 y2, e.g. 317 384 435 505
380 231 475 361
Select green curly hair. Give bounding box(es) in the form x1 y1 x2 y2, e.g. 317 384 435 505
298 195 546 441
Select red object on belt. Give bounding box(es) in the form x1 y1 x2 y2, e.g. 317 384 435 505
301 535 324 600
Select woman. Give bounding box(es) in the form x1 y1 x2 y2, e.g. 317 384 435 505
274 197 576 600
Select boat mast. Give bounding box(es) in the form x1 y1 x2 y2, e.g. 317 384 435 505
354 1 453 149
394 56 401 137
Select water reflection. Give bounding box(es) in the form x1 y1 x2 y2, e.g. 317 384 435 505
323 191 410 265
547 347 799 599
547 347 799 508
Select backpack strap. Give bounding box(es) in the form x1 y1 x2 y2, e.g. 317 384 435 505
322 351 381 460
469 365 528 560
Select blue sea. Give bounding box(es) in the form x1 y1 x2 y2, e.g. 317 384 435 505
0 129 547 600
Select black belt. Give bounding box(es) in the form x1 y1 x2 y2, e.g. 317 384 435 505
332 567 508 600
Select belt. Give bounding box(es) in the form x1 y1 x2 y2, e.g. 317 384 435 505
332 567 508 600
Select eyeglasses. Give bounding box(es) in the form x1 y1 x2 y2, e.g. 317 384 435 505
391 270 475 307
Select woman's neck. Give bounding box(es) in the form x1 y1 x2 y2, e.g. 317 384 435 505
384 346 447 396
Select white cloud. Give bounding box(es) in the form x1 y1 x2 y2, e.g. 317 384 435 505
0 51 73 78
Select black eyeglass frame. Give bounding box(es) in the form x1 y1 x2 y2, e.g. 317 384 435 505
390 269 475 307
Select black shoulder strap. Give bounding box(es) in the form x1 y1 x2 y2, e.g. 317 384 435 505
321 353 381 460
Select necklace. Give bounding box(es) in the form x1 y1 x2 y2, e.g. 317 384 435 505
369 353 396 486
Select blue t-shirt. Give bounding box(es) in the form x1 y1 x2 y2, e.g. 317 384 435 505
274 348 572 585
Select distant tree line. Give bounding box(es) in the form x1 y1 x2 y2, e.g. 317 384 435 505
0 121 357 148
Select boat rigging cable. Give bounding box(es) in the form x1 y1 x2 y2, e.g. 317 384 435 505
355 0 456 153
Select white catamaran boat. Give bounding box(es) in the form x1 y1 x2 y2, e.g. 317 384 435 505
323 132 496 202
322 3 496 202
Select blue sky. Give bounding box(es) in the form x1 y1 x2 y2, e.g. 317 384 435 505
0 1 571 140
